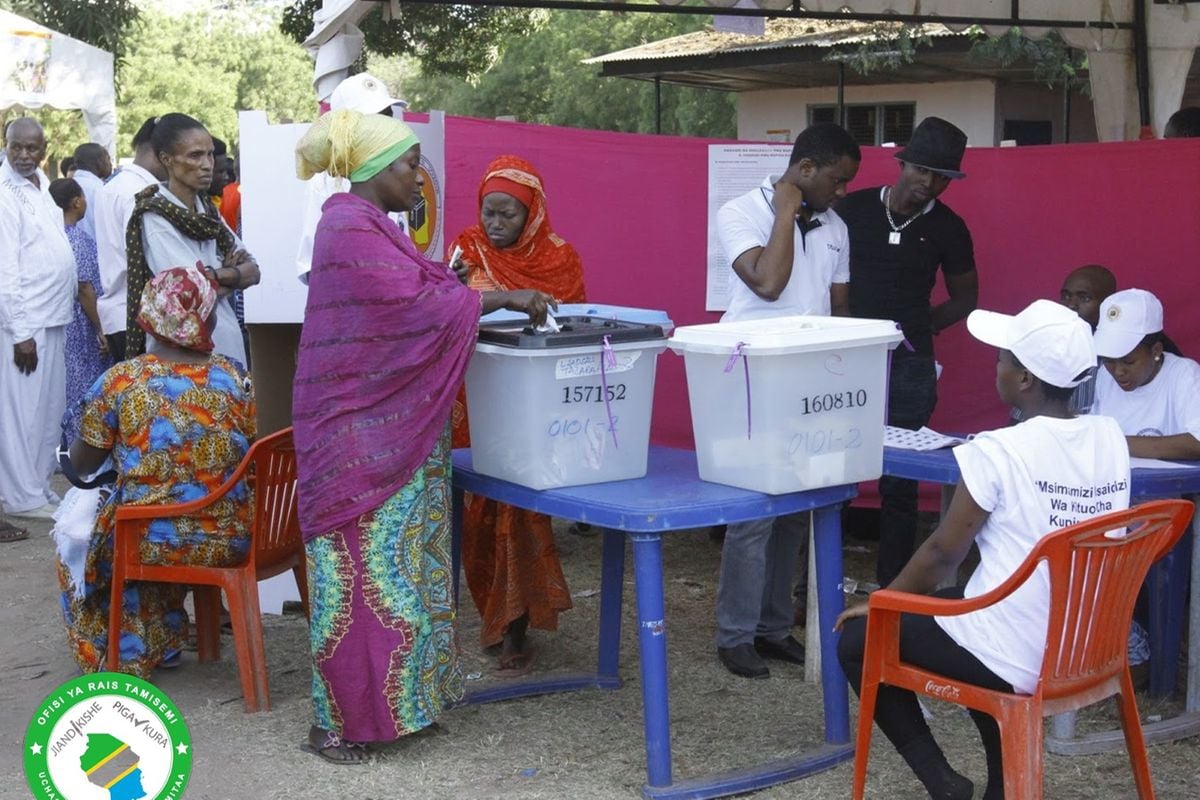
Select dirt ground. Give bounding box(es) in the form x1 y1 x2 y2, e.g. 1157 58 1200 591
2 487 1198 800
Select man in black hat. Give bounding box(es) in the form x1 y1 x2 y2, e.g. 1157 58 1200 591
837 116 978 587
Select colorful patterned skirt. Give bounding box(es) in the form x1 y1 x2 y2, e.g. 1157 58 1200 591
57 505 250 680
305 431 463 743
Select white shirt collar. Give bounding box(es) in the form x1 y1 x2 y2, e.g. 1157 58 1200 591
0 158 45 192
760 174 833 224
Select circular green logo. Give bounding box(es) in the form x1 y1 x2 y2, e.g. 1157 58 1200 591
24 672 192 800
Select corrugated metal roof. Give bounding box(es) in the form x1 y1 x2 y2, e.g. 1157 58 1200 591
583 19 965 65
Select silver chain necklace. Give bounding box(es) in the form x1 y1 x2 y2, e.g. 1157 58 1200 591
883 186 919 245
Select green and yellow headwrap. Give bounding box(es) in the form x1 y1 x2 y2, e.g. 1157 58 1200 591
295 109 420 184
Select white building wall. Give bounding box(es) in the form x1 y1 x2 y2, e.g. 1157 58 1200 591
736 80 999 146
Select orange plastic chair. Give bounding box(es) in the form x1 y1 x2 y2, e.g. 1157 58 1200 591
106 427 307 712
851 499 1194 800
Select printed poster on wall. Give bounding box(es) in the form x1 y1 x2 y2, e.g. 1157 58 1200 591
706 143 791 312
239 109 447 324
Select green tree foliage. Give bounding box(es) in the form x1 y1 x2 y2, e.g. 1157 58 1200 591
116 9 317 155
825 23 933 76
968 27 1089 94
385 11 735 138
2 4 315 167
281 0 533 79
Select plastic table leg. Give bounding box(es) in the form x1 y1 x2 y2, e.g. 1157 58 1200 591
1147 529 1193 696
631 531 673 789
1189 501 1200 713
813 503 850 744
598 528 625 681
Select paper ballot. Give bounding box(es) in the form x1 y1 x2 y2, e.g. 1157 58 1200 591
884 426 970 451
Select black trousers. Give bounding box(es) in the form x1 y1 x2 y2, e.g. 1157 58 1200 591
878 354 938 586
837 588 1012 793
105 331 127 364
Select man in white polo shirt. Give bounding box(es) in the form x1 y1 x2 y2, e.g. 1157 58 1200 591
94 117 167 362
714 123 860 678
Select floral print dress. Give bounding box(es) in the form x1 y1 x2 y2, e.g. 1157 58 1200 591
62 224 112 443
57 354 256 678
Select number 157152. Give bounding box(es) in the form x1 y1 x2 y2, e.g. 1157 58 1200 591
562 384 626 404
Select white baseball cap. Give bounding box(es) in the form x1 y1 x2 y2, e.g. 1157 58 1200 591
329 73 407 113
967 299 1097 388
1092 288 1164 359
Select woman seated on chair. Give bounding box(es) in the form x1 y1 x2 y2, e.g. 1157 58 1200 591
58 265 256 679
1090 288 1200 460
836 300 1131 800
448 155 586 675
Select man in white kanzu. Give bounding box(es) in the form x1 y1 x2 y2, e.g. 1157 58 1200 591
0 118 78 521
837 300 1131 800
713 123 860 679
94 117 167 362
295 72 409 285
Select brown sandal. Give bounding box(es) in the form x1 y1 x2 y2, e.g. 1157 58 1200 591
0 521 29 543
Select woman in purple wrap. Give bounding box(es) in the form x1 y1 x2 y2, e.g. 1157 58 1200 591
292 110 555 764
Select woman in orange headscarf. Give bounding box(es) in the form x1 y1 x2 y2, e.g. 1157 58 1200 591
450 155 585 674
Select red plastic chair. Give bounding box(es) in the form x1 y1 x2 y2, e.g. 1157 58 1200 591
106 427 307 712
851 499 1194 800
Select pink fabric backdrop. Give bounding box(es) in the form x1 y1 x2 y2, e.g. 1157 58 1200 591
443 115 1200 459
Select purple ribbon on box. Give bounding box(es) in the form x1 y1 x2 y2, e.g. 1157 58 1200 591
599 335 620 448
724 341 751 439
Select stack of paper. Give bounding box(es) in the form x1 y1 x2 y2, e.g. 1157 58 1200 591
884 426 969 451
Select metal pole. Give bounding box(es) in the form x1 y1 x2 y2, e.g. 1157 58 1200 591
372 0 1136 30
837 62 846 128
654 76 662 135
1063 84 1072 144
1133 0 1152 131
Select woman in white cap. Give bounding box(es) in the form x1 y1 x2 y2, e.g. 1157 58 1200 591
836 299 1130 800
1091 288 1200 460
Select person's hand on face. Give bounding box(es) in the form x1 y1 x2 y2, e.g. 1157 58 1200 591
13 339 37 375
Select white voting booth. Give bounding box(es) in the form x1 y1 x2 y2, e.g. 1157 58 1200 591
238 109 446 611
0 10 117 154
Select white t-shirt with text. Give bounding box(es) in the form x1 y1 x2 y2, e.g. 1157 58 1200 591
937 414 1131 694
717 175 849 323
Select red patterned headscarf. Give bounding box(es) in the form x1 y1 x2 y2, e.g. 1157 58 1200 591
449 155 586 302
136 264 219 353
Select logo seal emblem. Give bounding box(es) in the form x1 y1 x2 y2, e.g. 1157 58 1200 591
25 672 192 800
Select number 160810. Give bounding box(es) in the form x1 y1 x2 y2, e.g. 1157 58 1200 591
800 389 867 415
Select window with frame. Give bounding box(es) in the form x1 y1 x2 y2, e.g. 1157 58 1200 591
809 103 916 146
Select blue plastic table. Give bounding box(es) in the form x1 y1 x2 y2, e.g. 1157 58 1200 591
451 446 858 800
882 446 1200 754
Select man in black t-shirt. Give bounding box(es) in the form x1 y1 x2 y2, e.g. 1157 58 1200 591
837 117 978 586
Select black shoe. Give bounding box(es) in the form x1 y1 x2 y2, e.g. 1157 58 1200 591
717 644 769 679
754 634 806 665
